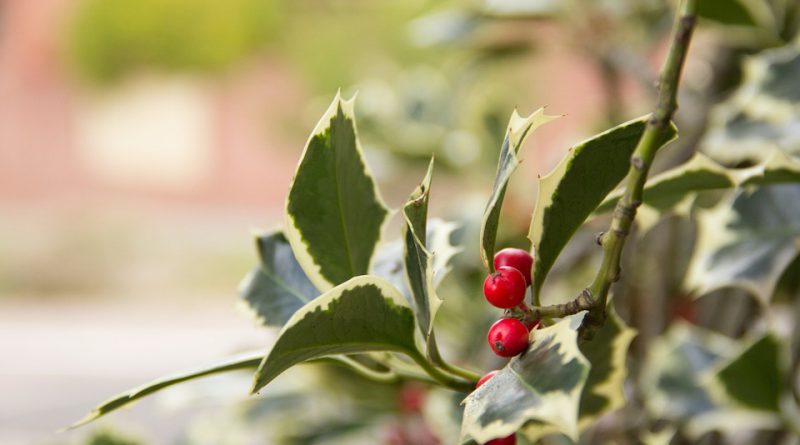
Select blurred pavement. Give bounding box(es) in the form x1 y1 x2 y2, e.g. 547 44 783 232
0 297 274 444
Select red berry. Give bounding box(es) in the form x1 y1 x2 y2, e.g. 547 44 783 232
483 267 527 309
487 318 529 357
486 434 516 445
476 370 499 389
494 248 534 286
398 383 425 413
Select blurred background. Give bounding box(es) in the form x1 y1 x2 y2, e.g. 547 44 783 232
1 0 795 444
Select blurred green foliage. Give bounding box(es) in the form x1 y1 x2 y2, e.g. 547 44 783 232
66 0 282 84
83 429 142 445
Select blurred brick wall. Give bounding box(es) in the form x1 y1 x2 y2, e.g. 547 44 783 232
0 0 304 214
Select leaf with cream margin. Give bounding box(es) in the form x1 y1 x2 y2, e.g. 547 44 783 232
401 158 441 340
515 305 636 439
686 184 800 302
480 108 560 271
285 92 389 291
640 323 780 439
701 43 800 165
239 231 320 327
529 117 677 298
371 218 460 301
460 312 590 444
595 149 800 215
251 276 418 394
71 351 264 428
577 303 637 429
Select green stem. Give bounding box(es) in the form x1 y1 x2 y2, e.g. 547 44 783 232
523 0 698 338
407 349 475 392
427 331 482 382
316 356 399 383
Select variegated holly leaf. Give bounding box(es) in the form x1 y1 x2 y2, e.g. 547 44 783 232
480 108 560 271
529 117 677 298
71 351 263 428
640 323 735 423
640 323 780 438
702 43 800 165
595 149 800 214
251 276 418 393
596 152 734 214
285 93 389 291
371 218 460 301
686 184 800 302
239 231 320 327
460 312 590 444
402 158 441 341
712 333 784 412
577 303 636 429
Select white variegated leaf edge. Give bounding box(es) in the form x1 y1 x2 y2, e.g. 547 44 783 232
639 322 738 421
684 189 800 303
429 220 462 286
461 312 589 444
275 274 410 340
251 274 417 393
284 91 392 292
640 427 677 445
634 149 800 235
577 307 637 431
639 323 780 438
402 213 442 339
701 332 786 424
479 107 560 267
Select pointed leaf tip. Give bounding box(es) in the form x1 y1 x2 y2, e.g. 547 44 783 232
480 107 558 270
285 93 389 291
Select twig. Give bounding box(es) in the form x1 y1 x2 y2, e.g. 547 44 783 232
523 0 698 339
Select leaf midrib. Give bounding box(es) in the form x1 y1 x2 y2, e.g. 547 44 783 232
331 117 357 279
256 265 313 305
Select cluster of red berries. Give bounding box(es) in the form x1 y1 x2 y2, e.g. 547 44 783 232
476 248 537 445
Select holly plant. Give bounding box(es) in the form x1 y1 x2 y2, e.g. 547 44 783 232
71 1 800 443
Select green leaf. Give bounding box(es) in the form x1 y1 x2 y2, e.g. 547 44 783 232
696 0 765 27
640 323 780 438
596 149 800 215
251 276 418 393
402 158 441 340
239 231 320 327
529 117 677 298
480 108 559 270
371 218 461 301
686 184 800 302
577 303 636 429
714 333 784 412
70 351 263 428
596 152 735 214
405 158 434 244
460 312 590 444
285 92 390 291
